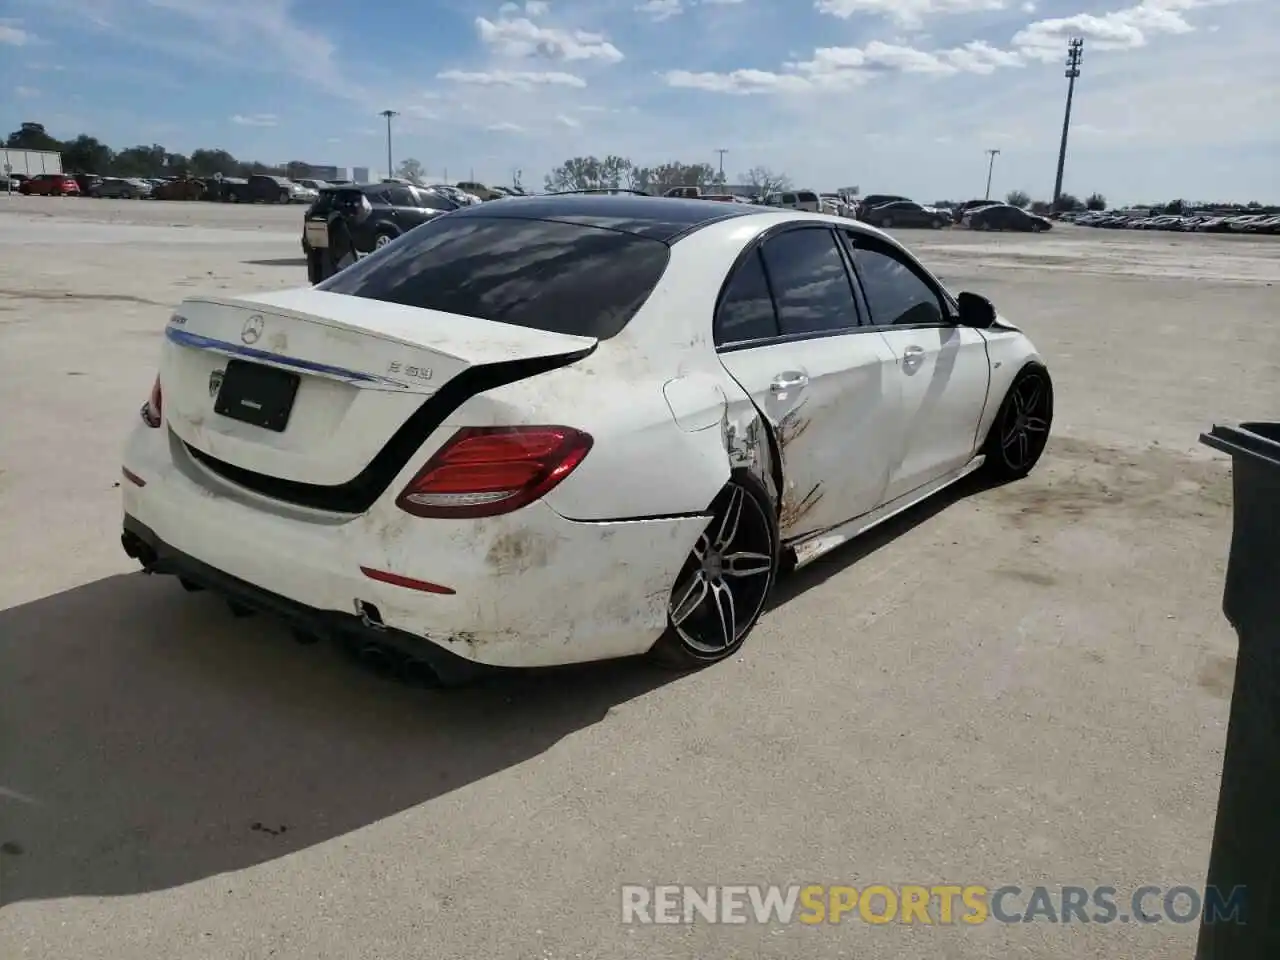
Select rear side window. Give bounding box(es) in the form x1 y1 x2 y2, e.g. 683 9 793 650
797 191 818 203
715 249 778 345
317 216 670 340
759 228 860 336
412 188 457 211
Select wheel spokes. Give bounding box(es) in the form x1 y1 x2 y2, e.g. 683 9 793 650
723 551 772 578
711 485 744 552
670 571 708 626
1023 416 1049 434
708 578 737 649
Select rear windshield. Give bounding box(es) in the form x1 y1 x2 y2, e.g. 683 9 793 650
316 215 671 340
797 191 819 202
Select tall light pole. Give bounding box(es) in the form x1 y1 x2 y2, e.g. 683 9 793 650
714 148 728 180
379 109 398 179
984 148 1001 200
1052 38 1083 210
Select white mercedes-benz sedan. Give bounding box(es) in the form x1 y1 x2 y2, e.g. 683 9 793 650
121 195 1052 684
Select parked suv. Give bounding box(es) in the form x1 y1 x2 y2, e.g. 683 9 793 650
763 190 821 212
301 183 461 282
225 174 315 203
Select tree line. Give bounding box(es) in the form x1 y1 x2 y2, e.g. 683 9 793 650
544 155 795 197
6 121 314 181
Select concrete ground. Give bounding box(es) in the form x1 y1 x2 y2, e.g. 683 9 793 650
1 195 1277 959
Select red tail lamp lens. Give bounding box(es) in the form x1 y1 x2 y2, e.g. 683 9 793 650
396 426 592 519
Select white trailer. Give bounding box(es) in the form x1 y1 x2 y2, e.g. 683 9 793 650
2 148 64 177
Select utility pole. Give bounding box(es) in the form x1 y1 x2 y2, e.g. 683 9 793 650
379 109 398 179
984 149 1000 200
1052 37 1083 210
714 148 728 180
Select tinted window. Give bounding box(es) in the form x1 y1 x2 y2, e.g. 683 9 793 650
797 191 819 203
413 188 457 211
759 228 859 336
386 186 416 206
847 239 945 327
781 193 797 205
715 249 778 345
316 216 670 340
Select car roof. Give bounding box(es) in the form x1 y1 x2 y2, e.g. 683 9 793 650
443 193 759 242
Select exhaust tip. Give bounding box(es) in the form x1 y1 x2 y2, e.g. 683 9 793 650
121 531 158 567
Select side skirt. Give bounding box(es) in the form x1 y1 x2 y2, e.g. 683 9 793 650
788 455 986 569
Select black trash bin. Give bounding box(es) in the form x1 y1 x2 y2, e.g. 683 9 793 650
1195 421 1280 959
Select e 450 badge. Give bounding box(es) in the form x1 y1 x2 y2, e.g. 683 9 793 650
387 361 432 381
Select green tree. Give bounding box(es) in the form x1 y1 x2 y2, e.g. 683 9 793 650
1086 192 1107 211
1005 189 1031 208
5 121 61 151
395 158 425 182
60 134 114 174
189 148 240 179
112 144 168 178
1053 192 1083 212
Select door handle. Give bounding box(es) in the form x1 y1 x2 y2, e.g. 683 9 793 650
903 345 925 358
769 372 809 392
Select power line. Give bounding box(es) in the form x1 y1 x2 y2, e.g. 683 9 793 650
1052 38 1083 209
984 149 1001 201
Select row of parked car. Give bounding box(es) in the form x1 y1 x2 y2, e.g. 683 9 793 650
1061 209 1280 235
3 171 334 203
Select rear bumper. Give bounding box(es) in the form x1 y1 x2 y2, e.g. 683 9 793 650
122 515 488 684
122 420 706 669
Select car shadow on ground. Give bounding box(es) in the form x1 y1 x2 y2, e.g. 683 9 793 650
770 472 990 608
241 257 307 267
0 572 675 905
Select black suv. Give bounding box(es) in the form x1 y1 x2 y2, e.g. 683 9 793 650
224 174 312 204
301 183 461 283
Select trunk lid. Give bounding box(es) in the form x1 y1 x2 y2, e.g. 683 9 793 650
162 288 596 488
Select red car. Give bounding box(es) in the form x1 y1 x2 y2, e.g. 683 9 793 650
19 173 80 196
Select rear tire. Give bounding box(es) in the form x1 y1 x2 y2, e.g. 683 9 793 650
981 363 1053 483
278 189 290 204
374 230 396 249
880 216 894 229
931 219 943 229
648 474 780 670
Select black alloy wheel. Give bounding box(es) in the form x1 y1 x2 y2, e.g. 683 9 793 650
983 364 1053 481
651 477 779 668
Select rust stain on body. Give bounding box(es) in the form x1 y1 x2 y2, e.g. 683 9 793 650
779 482 824 531
485 529 554 575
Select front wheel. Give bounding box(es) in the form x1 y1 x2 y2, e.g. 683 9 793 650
278 190 290 204
880 216 894 229
373 231 396 249
1030 222 1043 233
649 475 779 669
931 219 943 229
981 364 1053 482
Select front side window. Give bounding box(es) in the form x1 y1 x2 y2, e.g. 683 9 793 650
317 215 670 340
845 236 947 327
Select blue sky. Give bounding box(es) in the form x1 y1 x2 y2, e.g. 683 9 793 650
1 0 1276 203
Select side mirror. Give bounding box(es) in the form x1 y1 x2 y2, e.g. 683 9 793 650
957 291 997 329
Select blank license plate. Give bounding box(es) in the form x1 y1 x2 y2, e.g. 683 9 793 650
213 359 300 432
305 220 328 248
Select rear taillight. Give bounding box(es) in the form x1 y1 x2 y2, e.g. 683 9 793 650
396 426 592 519
141 374 162 427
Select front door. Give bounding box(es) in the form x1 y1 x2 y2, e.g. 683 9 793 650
714 227 903 540
841 230 992 501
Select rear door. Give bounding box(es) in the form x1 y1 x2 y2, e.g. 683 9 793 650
841 229 991 501
715 226 901 539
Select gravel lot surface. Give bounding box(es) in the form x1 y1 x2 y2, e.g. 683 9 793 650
2 195 1277 959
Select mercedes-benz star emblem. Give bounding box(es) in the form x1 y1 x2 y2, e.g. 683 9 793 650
241 315 265 345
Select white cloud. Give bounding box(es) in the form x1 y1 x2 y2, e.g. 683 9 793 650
1012 0 1206 59
476 15 624 62
556 114 582 127
0 19 31 44
816 0 1005 28
637 0 683 19
230 113 278 126
1020 0 1036 10
486 122 525 133
525 0 550 13
438 68 587 88
15 85 39 97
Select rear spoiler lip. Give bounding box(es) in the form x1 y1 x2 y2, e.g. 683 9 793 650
164 326 417 390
